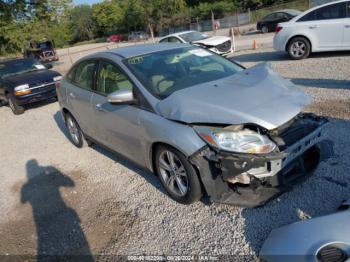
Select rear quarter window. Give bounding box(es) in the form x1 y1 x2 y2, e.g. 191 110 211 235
298 2 346 21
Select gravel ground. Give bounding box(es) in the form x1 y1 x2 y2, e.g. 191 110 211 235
0 48 349 259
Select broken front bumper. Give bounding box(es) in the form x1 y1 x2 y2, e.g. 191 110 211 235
190 114 330 207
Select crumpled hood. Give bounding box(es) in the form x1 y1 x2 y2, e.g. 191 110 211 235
156 63 310 130
194 36 230 46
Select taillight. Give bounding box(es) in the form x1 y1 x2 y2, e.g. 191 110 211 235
275 26 283 33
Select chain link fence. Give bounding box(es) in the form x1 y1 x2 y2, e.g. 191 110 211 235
159 0 310 36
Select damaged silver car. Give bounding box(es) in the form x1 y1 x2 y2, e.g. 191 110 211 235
57 43 328 207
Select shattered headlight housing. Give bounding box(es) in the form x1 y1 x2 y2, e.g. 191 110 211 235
194 126 276 154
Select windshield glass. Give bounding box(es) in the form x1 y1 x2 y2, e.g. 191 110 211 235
179 31 208 42
0 59 46 78
125 47 243 99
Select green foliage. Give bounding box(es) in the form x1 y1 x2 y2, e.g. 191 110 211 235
191 1 238 19
0 0 307 55
92 1 123 35
69 5 96 42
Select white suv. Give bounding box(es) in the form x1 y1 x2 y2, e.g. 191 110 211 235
274 0 350 59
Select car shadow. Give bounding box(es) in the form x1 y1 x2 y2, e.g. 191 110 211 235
233 50 350 63
241 117 350 255
21 159 93 261
291 78 350 90
24 97 57 111
52 111 168 198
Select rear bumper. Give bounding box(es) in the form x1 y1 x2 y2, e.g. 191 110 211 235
190 114 329 207
273 34 287 51
14 84 57 106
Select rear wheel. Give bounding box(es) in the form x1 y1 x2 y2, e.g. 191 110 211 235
155 145 202 204
65 113 89 148
261 25 269 34
6 94 24 115
288 37 311 60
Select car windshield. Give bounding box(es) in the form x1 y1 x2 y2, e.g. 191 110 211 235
179 31 208 42
0 59 46 78
125 47 244 99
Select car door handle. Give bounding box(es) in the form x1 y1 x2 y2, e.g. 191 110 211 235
69 92 76 99
95 104 107 112
309 25 319 29
345 25 350 28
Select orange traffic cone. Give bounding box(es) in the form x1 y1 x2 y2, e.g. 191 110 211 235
253 39 258 49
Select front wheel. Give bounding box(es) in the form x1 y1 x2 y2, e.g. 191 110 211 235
7 95 24 115
261 26 269 34
287 37 311 60
155 145 202 204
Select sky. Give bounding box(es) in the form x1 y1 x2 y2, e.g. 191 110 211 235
73 0 102 5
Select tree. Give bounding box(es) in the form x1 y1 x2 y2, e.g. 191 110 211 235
92 1 124 35
69 5 96 42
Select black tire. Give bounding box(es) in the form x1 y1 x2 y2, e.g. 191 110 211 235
155 145 202 204
261 25 269 34
287 37 311 60
64 113 88 148
6 94 24 115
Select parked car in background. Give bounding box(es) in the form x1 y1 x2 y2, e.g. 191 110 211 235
24 38 59 63
257 9 302 33
274 0 350 59
159 31 233 56
128 31 149 42
260 198 350 261
107 34 124 43
0 58 61 115
57 43 328 207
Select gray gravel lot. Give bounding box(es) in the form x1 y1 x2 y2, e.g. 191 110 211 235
0 47 349 258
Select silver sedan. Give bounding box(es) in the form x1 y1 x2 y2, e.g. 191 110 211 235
56 43 329 207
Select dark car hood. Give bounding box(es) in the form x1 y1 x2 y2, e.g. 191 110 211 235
156 63 310 130
4 69 61 87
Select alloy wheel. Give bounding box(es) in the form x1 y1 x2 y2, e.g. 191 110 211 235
158 150 189 197
291 41 306 58
67 117 80 145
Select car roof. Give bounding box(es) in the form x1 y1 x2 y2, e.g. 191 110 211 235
101 43 192 58
264 9 301 16
162 31 196 38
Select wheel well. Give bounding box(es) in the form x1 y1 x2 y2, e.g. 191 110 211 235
61 107 70 119
286 35 312 52
150 142 207 195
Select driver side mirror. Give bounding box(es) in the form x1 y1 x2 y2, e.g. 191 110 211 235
46 64 53 69
107 89 136 105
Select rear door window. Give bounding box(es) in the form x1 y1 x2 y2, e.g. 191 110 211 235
347 1 350 17
96 61 133 96
262 13 276 21
72 60 97 90
168 37 182 43
159 38 169 43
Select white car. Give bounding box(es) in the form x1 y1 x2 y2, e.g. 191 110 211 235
274 0 350 59
159 31 233 56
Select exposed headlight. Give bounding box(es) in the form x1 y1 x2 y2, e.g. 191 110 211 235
193 126 276 154
53 76 62 82
14 84 31 96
